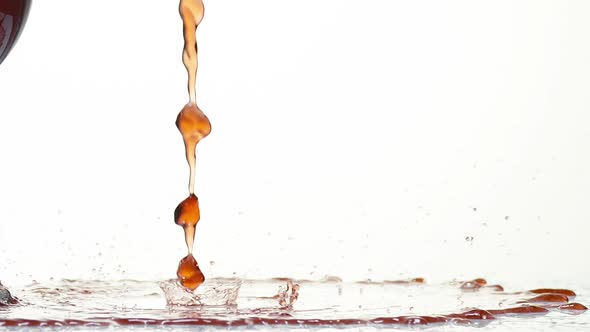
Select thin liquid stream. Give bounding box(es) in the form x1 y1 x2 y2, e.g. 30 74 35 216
3 0 589 329
184 225 195 254
173 0 210 290
180 0 204 105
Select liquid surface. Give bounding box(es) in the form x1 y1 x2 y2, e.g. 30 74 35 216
0 278 587 331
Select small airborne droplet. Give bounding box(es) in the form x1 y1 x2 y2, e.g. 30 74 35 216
177 254 205 290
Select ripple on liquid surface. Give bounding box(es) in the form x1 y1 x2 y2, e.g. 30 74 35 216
0 278 588 330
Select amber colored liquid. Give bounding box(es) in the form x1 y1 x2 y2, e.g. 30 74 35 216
176 254 205 290
173 0 209 290
174 194 200 255
176 104 211 195
180 0 204 105
174 194 200 228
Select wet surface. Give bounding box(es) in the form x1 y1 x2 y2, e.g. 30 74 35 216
0 278 587 330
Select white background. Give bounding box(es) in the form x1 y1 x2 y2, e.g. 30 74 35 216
0 0 589 289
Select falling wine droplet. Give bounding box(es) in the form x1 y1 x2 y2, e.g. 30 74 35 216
176 254 205 290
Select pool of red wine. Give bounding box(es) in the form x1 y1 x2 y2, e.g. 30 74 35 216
0 277 588 331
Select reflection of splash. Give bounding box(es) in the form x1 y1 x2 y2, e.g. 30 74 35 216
159 278 241 306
